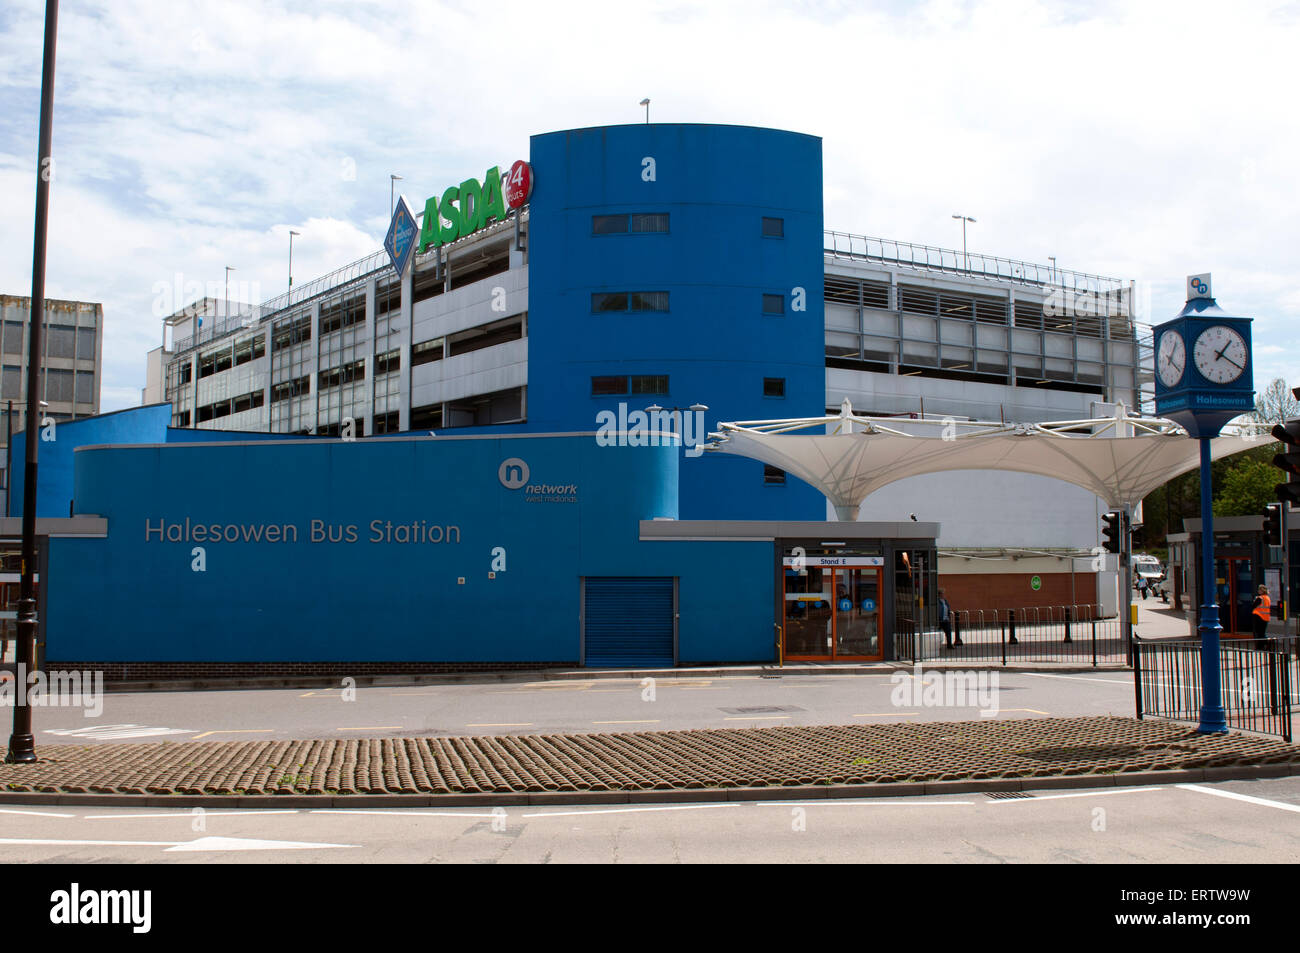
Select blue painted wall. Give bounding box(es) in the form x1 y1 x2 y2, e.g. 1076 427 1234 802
525 123 826 521
45 434 776 664
8 403 172 519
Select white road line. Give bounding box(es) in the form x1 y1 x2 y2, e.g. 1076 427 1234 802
1021 673 1132 686
984 787 1162 804
310 809 502 818
758 800 976 807
85 810 302 820
0 835 354 852
1177 783 1300 814
0 807 77 818
523 804 744 818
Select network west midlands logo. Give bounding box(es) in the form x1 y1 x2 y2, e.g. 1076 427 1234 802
498 457 577 503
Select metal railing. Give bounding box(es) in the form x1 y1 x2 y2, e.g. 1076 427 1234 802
913 604 1126 666
824 230 1127 296
1134 637 1295 741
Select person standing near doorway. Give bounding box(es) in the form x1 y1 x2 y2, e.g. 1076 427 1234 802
939 589 959 649
1251 585 1271 639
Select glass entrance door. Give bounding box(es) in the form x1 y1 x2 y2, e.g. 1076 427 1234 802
1214 556 1255 636
782 566 882 661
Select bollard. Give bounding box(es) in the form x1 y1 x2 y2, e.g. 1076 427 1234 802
1064 605 1073 644
1008 608 1018 645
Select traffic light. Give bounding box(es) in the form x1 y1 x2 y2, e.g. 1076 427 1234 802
1101 511 1123 554
1272 415 1300 506
1264 502 1282 547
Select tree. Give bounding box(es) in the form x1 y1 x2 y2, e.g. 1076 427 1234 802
1213 458 1278 517
1252 377 1300 427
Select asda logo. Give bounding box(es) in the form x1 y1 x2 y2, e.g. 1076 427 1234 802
418 161 532 253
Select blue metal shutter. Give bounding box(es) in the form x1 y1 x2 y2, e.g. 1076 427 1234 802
583 576 675 668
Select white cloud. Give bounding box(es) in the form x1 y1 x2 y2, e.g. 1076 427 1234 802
1 0 1298 410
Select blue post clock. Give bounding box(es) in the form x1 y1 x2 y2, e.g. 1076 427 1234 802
1153 273 1254 438
1153 274 1254 735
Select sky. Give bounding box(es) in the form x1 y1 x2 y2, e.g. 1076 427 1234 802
0 0 1297 412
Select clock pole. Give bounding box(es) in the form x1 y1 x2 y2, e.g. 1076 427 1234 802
1195 434 1227 733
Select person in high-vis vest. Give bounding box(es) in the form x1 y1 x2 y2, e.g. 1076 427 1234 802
1251 585 1271 639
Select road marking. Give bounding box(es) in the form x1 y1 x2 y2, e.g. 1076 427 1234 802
592 720 660 725
0 807 76 818
723 715 790 721
338 726 403 731
993 708 1052 715
311 809 502 818
1021 672 1132 686
0 835 353 852
300 692 316 697
760 800 976 807
86 810 301 820
191 729 274 740
164 836 355 852
589 689 636 693
1178 783 1300 814
465 723 534 728
45 724 195 740
984 787 1161 804
523 804 742 818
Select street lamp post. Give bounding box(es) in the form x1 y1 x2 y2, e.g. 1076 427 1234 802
288 229 300 299
640 98 650 123
9 0 59 764
390 174 402 215
951 214 975 273
224 265 235 322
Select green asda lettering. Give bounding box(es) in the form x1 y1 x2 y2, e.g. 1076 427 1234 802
418 166 507 253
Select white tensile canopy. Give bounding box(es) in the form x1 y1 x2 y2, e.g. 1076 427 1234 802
707 400 1268 521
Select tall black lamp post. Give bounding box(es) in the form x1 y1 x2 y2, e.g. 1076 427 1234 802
8 0 58 764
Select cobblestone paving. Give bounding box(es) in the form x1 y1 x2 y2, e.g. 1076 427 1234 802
1 717 1295 797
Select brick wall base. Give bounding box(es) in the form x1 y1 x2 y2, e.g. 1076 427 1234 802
939 573 1098 616
42 661 575 681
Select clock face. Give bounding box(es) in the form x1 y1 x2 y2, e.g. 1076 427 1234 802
1192 325 1248 385
1156 330 1185 389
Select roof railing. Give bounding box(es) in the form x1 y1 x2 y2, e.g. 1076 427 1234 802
824 230 1127 296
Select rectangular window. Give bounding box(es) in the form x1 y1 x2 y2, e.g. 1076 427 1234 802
213 347 232 374
411 339 444 367
272 376 310 402
763 377 786 397
762 217 784 238
591 375 628 396
198 353 216 379
375 349 400 375
592 292 629 313
630 213 669 233
763 293 785 315
2 322 23 354
75 370 95 404
373 410 400 434
75 327 96 361
592 214 628 234
178 362 193 385
177 410 191 427
46 324 75 359
630 375 669 395
410 403 442 430
1 366 20 399
629 292 669 312
447 315 524 357
764 465 786 485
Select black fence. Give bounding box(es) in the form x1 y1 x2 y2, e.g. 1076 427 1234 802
910 604 1127 666
1134 636 1295 742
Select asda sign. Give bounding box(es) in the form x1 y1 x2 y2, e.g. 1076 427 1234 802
418 160 533 254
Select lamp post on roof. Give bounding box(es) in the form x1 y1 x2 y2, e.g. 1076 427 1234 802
952 214 975 272
640 98 650 123
288 229 300 299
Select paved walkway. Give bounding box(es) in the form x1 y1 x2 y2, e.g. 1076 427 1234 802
1 716 1295 805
